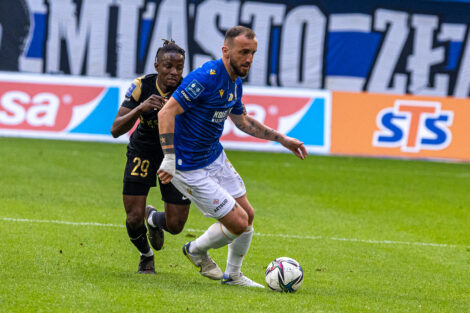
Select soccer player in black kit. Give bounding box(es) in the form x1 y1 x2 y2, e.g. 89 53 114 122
111 40 190 274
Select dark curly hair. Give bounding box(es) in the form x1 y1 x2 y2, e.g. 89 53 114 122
155 39 185 62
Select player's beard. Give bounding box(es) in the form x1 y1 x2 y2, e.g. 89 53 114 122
229 55 250 78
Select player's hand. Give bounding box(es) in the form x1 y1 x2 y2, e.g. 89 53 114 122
157 154 175 184
280 136 308 160
139 95 167 112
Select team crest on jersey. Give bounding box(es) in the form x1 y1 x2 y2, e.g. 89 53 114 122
219 89 224 97
228 93 233 101
210 69 216 75
185 79 204 99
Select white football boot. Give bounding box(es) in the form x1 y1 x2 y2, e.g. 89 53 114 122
221 272 265 288
182 242 223 280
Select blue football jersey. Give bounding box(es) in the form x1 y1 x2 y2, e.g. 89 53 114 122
172 59 244 170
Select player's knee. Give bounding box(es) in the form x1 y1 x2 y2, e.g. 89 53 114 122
231 218 249 235
125 209 144 229
246 210 254 225
165 215 186 234
166 221 184 235
238 206 254 226
164 204 189 234
237 201 255 225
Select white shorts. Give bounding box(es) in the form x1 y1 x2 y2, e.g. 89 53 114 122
171 151 246 219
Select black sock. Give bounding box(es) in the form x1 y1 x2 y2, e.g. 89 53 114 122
151 211 169 232
126 222 151 254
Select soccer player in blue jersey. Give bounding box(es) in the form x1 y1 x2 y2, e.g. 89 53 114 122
157 26 307 287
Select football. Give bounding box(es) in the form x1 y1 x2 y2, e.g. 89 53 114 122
265 257 304 292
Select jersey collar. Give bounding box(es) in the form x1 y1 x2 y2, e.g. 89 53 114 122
155 77 171 98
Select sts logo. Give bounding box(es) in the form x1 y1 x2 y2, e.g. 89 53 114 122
373 100 453 153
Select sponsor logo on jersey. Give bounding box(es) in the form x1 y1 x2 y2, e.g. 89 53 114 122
373 100 453 153
210 69 216 75
211 108 232 123
185 79 204 99
214 198 228 212
219 89 224 98
180 90 191 102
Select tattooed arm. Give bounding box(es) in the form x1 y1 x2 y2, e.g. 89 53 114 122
230 112 281 141
229 112 308 160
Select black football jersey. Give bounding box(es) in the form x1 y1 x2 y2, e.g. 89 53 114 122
121 74 173 152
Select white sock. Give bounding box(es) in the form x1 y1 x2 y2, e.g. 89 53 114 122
147 211 156 227
140 249 154 257
225 225 253 275
190 222 238 254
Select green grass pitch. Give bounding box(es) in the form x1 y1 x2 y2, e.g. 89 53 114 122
0 137 469 312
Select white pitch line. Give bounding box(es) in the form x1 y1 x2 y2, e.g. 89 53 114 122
1 217 465 249
1 217 122 228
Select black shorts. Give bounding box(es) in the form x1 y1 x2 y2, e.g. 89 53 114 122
122 148 190 205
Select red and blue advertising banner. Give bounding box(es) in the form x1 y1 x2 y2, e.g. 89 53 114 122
222 87 331 154
0 73 332 155
0 73 127 143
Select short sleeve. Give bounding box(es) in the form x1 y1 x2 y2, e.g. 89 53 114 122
121 77 142 109
172 69 214 111
230 79 244 115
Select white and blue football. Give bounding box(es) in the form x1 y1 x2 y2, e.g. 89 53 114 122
265 257 304 292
